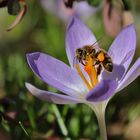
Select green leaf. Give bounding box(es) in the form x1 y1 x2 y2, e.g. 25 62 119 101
122 0 131 10
52 104 68 137
88 0 102 7
27 105 36 129
69 117 79 138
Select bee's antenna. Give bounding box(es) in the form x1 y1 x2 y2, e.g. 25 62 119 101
90 36 103 48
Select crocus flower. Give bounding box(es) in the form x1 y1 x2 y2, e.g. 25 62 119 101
26 16 139 140
40 0 97 22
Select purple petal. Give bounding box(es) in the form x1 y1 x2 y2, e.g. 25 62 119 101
26 52 88 97
108 25 136 73
66 16 97 67
27 52 41 77
74 1 98 19
117 58 140 92
102 64 125 81
86 80 117 102
25 83 80 104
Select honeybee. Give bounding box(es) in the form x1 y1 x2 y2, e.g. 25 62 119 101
75 45 96 66
75 44 113 75
94 49 113 75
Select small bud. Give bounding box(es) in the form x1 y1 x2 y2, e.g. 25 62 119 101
122 11 134 27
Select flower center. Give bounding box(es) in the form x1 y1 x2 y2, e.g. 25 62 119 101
75 55 99 90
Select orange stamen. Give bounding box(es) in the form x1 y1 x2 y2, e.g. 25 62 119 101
84 57 98 87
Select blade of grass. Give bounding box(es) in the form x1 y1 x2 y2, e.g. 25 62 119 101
52 104 70 140
19 121 29 137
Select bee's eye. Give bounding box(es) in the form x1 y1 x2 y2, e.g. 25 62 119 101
77 49 83 53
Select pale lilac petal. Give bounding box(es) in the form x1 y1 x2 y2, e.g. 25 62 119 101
66 16 97 67
40 0 97 23
116 58 140 92
40 0 75 22
27 52 88 97
25 83 80 104
86 80 117 102
102 64 125 81
108 25 136 73
74 1 97 19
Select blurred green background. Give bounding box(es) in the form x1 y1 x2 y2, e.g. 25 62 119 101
0 0 140 139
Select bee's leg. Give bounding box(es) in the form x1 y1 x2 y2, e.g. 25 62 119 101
90 49 96 58
79 59 81 63
102 61 113 72
81 60 86 66
94 60 100 66
97 64 102 76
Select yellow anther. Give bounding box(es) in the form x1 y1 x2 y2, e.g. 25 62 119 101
97 52 105 62
75 64 92 90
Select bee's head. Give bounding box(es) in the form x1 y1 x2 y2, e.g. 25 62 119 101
76 48 83 55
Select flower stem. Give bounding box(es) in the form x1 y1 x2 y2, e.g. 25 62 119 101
96 111 107 140
89 103 108 140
